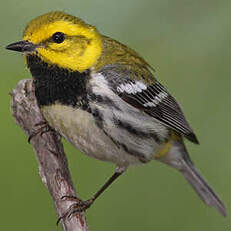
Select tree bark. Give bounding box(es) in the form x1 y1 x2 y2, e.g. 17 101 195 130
10 79 90 231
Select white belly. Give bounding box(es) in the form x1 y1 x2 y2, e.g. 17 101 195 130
41 104 143 167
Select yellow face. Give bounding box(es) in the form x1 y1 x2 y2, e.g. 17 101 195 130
22 11 103 72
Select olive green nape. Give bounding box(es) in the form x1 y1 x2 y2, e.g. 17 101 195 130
23 11 90 37
95 36 155 84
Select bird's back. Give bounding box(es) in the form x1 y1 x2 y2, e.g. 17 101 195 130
94 36 155 84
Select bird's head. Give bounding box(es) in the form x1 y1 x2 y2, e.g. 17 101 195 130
6 11 103 72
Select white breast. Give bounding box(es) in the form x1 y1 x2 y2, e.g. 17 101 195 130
41 104 142 167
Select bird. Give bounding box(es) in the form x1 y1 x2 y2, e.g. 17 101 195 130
6 11 226 218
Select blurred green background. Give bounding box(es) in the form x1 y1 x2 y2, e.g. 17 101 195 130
1 0 230 230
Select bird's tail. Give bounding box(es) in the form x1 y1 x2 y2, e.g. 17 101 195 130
179 158 226 217
157 139 226 217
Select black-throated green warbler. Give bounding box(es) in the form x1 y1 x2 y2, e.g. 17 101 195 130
6 11 226 217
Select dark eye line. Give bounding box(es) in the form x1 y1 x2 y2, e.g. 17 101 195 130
37 34 92 47
71 35 92 44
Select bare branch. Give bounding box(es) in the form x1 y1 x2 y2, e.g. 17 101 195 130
10 79 90 231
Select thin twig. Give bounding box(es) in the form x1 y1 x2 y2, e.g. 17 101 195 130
10 79 90 231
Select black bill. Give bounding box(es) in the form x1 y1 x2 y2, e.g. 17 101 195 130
6 41 36 53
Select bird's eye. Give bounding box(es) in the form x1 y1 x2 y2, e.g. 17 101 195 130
52 32 65 43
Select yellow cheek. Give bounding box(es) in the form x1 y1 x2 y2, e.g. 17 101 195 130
37 37 102 72
37 47 78 70
48 41 69 51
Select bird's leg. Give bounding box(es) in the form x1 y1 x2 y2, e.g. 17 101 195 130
57 167 126 224
28 121 54 143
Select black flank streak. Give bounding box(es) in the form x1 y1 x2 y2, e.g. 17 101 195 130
91 108 104 129
102 129 148 163
120 143 148 163
113 117 161 143
88 91 121 111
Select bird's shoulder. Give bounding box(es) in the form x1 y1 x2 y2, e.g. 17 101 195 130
94 35 155 84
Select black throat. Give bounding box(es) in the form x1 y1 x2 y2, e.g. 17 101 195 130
26 55 90 108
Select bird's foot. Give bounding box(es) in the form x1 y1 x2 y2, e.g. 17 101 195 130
56 196 94 225
28 121 54 143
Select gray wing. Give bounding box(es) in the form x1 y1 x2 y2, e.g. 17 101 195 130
100 65 199 144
